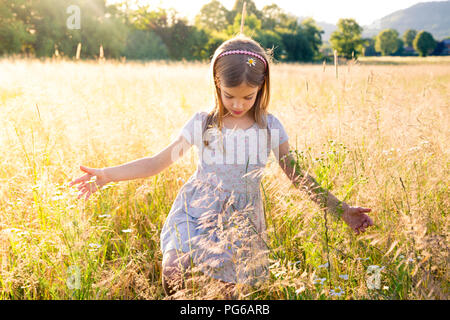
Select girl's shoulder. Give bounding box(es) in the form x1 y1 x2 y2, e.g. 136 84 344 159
192 110 210 121
265 112 286 129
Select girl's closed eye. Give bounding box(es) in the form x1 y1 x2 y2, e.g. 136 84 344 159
225 95 254 100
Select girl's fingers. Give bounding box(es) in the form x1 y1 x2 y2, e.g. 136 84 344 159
364 215 374 227
70 174 92 187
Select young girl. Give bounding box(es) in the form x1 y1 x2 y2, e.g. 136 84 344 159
69 34 373 297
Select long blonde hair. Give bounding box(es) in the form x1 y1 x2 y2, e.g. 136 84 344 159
202 34 272 148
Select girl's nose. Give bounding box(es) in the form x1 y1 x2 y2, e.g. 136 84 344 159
233 101 243 109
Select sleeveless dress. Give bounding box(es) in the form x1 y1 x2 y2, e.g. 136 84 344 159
160 110 289 286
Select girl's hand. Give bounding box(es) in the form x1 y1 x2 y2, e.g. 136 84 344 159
68 165 110 200
342 205 374 235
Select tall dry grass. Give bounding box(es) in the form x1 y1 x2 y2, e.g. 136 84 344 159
0 57 448 299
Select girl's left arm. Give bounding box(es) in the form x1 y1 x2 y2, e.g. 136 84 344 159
276 140 374 234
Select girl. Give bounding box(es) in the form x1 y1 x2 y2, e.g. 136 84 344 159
69 34 373 298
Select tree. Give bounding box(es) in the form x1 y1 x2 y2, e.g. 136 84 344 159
124 29 168 60
203 31 229 59
194 0 229 32
393 38 404 56
231 0 262 20
0 0 35 55
413 31 436 57
261 4 297 30
276 27 312 62
403 29 417 47
329 18 364 59
375 29 400 56
254 29 284 61
300 18 323 59
362 37 377 56
227 13 261 37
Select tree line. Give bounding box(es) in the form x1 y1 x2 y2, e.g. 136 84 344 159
328 19 446 59
0 0 324 62
0 0 446 61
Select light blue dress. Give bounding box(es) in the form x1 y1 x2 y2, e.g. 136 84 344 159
160 110 289 286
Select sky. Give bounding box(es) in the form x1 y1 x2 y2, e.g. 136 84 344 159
107 0 442 26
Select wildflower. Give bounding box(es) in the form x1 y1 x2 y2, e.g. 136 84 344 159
295 286 306 294
339 274 349 280
318 262 329 268
330 286 343 297
99 214 111 218
356 257 370 261
88 243 101 249
246 58 256 67
121 229 132 233
313 277 326 285
367 265 385 271
383 286 389 290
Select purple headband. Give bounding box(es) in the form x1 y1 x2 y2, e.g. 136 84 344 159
218 50 267 70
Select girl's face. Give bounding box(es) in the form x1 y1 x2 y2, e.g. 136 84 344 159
219 82 260 119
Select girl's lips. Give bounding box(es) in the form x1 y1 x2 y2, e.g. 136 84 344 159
232 110 243 115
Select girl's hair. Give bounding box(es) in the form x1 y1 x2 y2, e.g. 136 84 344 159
202 34 272 148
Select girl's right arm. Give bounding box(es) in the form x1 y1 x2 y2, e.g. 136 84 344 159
69 135 192 199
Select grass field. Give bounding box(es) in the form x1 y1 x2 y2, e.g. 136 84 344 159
0 56 448 299
358 56 450 65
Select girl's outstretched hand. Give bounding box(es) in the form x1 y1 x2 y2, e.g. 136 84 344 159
342 205 374 235
68 165 109 200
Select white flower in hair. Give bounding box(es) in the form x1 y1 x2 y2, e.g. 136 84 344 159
246 57 256 66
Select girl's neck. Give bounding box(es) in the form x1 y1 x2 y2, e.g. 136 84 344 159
222 113 255 130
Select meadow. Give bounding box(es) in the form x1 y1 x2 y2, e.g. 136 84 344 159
0 56 448 299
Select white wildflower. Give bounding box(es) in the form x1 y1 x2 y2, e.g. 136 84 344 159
295 286 305 294
330 286 343 297
313 277 326 285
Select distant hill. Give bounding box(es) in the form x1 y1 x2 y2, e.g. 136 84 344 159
299 1 450 43
363 1 450 40
316 21 337 42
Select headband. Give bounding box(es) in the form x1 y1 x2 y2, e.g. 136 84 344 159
218 50 267 70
